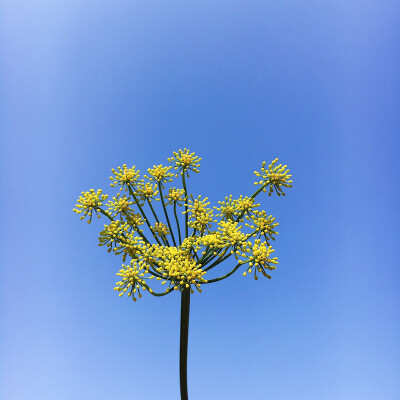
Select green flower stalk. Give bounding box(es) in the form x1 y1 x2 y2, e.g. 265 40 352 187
73 148 293 400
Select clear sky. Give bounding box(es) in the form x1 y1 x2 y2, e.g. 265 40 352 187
1 1 399 399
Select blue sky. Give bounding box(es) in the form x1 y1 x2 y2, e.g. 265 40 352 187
1 1 399 399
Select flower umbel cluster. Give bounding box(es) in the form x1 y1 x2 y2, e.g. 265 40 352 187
110 165 141 190
74 149 292 301
73 189 108 223
168 148 201 177
254 158 292 196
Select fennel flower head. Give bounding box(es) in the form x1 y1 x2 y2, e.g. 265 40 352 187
73 148 292 301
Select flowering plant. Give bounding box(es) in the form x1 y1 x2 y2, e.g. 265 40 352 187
73 148 292 399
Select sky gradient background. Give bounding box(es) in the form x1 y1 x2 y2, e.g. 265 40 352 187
1 1 399 399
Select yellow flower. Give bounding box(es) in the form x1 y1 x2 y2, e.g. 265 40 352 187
151 222 170 238
214 195 239 221
135 182 159 204
110 165 141 190
113 232 144 262
106 193 134 218
166 187 186 205
184 195 215 233
217 220 247 251
168 148 201 176
245 210 278 244
144 164 174 184
254 158 293 196
235 195 260 218
239 240 278 279
98 220 129 252
151 245 207 291
114 260 150 301
73 189 108 223
215 195 260 221
194 233 222 253
125 213 145 232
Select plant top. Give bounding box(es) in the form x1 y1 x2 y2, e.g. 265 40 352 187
73 148 292 302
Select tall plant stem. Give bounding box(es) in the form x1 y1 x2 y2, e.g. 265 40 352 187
179 288 190 400
182 173 189 238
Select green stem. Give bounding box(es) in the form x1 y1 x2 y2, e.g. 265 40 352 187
182 173 189 239
99 208 113 221
142 283 172 297
128 186 162 245
147 199 161 224
147 199 170 246
205 250 232 271
179 288 190 400
158 183 177 247
203 263 242 284
174 202 182 245
236 184 267 222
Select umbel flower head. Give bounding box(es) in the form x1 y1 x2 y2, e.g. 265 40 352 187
73 149 292 301
73 189 108 223
168 148 201 177
254 158 292 196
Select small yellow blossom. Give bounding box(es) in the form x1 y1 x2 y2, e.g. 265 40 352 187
235 195 260 218
144 164 174 184
254 158 292 196
151 222 170 238
245 210 278 244
217 220 247 251
113 233 144 262
184 195 215 233
114 260 149 301
168 148 201 176
110 165 141 189
106 193 134 218
73 189 108 223
166 187 186 205
135 182 159 203
239 239 278 279
98 220 129 252
194 233 222 253
150 245 207 290
125 213 145 232
214 195 239 221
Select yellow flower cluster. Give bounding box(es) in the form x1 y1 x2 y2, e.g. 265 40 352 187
239 240 278 279
166 187 186 205
74 149 292 302
73 189 108 223
114 260 153 301
106 193 134 218
214 195 238 220
217 220 247 251
125 213 145 232
246 210 279 244
149 245 207 291
144 164 174 184
98 220 130 252
113 233 144 262
235 195 260 217
214 195 260 221
254 158 293 196
184 195 215 233
151 222 170 238
110 165 141 189
168 148 201 176
194 233 222 254
135 182 159 203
